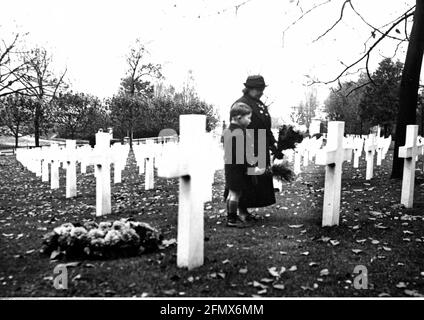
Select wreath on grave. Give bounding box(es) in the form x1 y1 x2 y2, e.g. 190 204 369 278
41 218 164 260
267 125 305 182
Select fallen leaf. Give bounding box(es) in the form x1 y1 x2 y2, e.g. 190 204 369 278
257 289 267 295
404 290 424 297
253 281 268 290
288 224 304 229
50 250 61 260
239 268 248 274
268 267 280 278
72 274 82 281
330 240 340 246
320 269 330 276
162 238 177 247
63 262 81 268
273 284 285 290
301 285 313 291
378 293 391 297
163 289 177 296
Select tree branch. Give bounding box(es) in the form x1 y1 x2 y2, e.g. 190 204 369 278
283 0 332 36
313 0 351 43
309 10 414 86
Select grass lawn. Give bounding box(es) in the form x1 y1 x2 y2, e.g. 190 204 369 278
1 151 424 297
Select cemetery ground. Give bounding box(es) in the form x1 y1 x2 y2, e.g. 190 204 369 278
1 151 424 297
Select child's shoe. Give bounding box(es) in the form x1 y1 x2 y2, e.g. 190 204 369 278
226 217 250 228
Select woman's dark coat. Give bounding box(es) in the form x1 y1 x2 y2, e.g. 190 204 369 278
224 93 277 208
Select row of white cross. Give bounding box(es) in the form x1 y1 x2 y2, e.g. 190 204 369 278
16 133 131 216
15 115 222 270
311 122 423 228
286 133 393 177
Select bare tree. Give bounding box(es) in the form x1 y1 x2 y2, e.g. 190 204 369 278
16 47 67 146
0 31 31 98
391 1 424 178
120 39 162 148
283 0 420 179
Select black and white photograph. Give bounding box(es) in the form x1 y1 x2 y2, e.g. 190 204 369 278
1 0 424 304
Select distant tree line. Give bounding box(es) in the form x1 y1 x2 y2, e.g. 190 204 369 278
323 57 424 137
0 33 219 148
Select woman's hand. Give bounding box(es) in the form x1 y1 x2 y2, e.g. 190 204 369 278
271 143 284 160
253 167 266 175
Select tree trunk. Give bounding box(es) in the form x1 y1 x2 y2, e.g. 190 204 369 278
15 123 19 148
421 103 424 136
34 104 40 147
129 125 133 149
391 1 424 179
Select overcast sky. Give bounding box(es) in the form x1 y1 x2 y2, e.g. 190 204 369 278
0 0 417 120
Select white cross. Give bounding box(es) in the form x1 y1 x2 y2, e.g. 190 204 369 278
364 134 377 180
144 140 156 190
111 143 129 184
316 121 352 227
64 140 77 198
40 146 50 182
77 144 92 174
376 136 385 166
293 149 301 174
399 125 422 208
31 148 42 177
308 136 323 162
133 143 146 175
91 132 112 216
382 135 392 160
353 136 364 168
302 137 309 167
157 114 209 270
47 144 61 190
343 136 354 163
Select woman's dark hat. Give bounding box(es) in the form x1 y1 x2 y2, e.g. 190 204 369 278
244 75 267 89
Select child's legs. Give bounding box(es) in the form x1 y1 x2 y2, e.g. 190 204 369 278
228 189 241 202
226 189 241 220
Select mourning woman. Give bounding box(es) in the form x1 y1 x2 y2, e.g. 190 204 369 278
224 75 283 222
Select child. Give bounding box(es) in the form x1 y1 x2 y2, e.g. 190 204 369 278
223 102 265 228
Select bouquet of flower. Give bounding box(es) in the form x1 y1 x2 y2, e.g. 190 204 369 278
266 161 295 182
41 218 163 260
276 124 305 152
267 125 304 182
